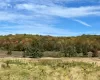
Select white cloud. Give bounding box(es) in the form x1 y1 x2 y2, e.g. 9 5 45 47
0 0 99 35
73 19 91 27
15 3 100 27
1 1 100 22
0 11 40 21
16 3 48 11
16 4 100 18
0 2 10 8
16 4 34 10
0 23 77 36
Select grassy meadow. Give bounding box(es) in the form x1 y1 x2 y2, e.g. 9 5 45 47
0 58 100 80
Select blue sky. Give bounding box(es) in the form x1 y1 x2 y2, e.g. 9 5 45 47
0 0 100 36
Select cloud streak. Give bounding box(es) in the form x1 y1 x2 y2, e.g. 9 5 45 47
73 19 92 27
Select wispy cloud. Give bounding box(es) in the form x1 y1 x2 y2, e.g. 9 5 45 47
15 3 100 18
15 3 100 28
73 19 92 27
0 1 100 20
0 23 77 36
0 0 99 36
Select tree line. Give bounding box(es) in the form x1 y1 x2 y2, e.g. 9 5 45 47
0 34 100 57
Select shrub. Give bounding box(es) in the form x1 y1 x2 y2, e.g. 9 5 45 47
23 46 43 58
43 51 64 57
1 63 6 68
1 60 10 68
29 48 43 58
87 51 93 57
5 60 10 68
7 50 12 55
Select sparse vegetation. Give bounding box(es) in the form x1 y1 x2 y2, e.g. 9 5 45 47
0 58 99 80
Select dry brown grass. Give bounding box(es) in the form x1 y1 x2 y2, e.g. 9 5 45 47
0 57 99 80
1 57 100 66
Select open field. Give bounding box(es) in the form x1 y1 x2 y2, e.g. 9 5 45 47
0 58 100 80
0 51 23 58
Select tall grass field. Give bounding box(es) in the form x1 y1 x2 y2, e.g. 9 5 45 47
0 58 100 80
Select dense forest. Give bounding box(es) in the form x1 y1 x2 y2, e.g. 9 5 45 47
0 34 100 58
